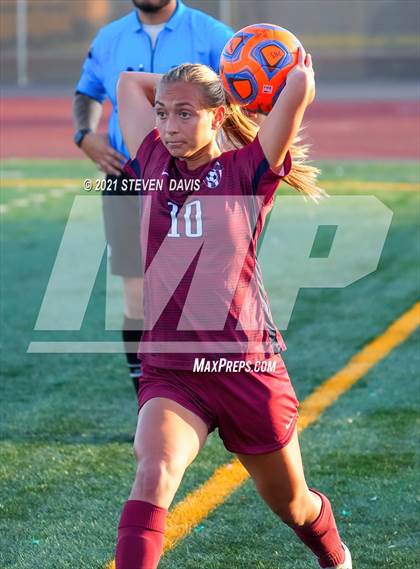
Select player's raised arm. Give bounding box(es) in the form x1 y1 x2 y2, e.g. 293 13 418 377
117 72 162 159
258 47 315 171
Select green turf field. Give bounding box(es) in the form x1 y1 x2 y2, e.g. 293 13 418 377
0 160 419 568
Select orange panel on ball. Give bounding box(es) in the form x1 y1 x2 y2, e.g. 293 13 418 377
220 23 301 113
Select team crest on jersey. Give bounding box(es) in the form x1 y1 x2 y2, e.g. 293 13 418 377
205 161 223 188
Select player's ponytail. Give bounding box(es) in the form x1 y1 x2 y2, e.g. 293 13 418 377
161 63 325 201
283 135 326 202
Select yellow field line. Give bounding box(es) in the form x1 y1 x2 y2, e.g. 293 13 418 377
298 302 419 430
0 178 81 188
321 181 420 193
1 178 419 192
104 302 420 569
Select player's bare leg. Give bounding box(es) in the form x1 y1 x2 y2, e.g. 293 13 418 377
122 276 144 320
131 397 208 507
236 428 349 568
237 428 321 524
115 397 209 569
121 276 144 393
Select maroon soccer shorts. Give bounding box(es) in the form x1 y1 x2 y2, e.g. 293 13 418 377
138 355 299 454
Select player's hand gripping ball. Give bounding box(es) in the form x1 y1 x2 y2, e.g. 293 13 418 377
220 23 302 114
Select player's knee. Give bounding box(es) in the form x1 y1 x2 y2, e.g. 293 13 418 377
135 456 186 496
123 277 144 319
125 299 143 320
274 496 308 527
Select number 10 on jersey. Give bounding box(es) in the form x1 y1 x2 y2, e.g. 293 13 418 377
167 200 203 238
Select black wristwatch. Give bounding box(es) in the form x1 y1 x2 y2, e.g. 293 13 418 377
74 128 92 147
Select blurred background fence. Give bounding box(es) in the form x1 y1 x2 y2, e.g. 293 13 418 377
0 0 419 87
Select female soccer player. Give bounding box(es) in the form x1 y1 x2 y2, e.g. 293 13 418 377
115 48 352 569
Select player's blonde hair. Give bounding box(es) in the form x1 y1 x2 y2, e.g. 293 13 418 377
160 63 325 201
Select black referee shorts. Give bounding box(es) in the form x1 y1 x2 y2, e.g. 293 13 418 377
102 173 143 277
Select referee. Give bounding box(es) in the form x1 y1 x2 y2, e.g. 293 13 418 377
73 0 233 394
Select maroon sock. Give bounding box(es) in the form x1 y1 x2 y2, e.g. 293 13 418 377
292 489 345 568
115 500 167 569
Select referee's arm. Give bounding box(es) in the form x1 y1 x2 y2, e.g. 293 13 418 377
72 92 125 176
73 91 102 133
73 30 125 175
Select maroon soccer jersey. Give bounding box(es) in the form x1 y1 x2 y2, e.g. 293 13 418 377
124 129 292 369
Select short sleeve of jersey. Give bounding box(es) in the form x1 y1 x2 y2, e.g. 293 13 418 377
123 128 167 179
232 135 292 200
75 32 107 103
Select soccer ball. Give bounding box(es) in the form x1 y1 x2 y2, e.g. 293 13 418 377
220 23 301 114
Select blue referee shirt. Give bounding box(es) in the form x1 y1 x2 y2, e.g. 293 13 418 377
75 0 233 159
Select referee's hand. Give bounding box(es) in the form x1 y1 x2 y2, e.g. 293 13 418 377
80 132 126 176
